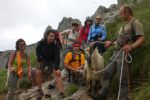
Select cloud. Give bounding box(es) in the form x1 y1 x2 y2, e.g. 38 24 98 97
0 0 117 51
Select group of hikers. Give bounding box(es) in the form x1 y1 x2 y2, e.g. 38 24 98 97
5 5 145 100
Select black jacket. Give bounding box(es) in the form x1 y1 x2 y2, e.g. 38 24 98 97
36 40 60 70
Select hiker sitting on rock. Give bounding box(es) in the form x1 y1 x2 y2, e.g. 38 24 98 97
61 41 85 83
6 39 36 100
36 29 64 99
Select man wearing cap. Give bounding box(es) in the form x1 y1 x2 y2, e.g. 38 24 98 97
87 15 107 53
61 41 85 83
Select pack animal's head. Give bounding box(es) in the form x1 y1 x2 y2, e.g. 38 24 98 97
85 47 104 71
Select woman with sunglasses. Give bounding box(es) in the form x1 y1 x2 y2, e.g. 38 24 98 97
6 39 35 100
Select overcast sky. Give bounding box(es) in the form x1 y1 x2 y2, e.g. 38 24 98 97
0 0 117 51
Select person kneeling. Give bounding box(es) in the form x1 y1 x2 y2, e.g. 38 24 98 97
61 41 85 84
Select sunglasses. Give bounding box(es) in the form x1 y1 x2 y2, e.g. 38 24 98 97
19 43 26 46
73 44 80 47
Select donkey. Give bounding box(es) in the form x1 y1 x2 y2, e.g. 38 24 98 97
83 47 104 97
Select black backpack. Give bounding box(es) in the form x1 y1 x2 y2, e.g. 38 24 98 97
68 51 82 66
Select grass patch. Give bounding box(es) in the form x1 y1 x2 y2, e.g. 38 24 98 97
0 69 7 94
132 85 150 100
64 84 79 97
103 0 150 99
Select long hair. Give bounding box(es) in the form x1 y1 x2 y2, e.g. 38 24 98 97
84 20 93 27
15 39 26 51
43 29 62 49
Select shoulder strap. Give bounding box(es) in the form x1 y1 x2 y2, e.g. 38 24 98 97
25 52 28 64
78 53 81 65
131 19 136 35
68 51 82 65
131 19 136 41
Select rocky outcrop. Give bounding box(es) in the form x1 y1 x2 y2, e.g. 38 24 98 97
0 43 37 68
91 5 119 24
15 81 92 100
57 17 81 32
91 6 109 21
117 0 144 5
0 50 12 68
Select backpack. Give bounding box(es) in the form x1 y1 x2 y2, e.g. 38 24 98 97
5 51 28 69
68 51 82 66
51 29 62 49
5 51 17 69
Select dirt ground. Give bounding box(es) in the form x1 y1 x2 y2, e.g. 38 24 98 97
0 94 6 100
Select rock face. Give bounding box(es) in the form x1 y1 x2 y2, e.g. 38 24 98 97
91 6 109 20
57 17 81 32
0 43 37 68
91 5 119 24
117 0 144 5
0 50 12 68
15 81 92 100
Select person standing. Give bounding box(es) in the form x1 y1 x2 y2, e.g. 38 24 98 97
36 29 64 99
6 39 35 100
79 17 93 48
87 15 107 54
98 5 145 100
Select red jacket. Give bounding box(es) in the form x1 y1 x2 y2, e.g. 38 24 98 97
79 25 90 44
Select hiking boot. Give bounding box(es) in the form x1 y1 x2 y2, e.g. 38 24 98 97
45 93 51 98
36 89 44 100
59 92 65 99
47 83 55 89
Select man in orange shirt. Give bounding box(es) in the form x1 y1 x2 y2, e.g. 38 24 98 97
61 41 85 82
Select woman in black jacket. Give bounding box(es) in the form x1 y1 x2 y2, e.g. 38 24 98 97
36 29 64 99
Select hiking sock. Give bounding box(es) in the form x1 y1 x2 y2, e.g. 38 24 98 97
59 92 65 98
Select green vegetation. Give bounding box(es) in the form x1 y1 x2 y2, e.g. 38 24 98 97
0 69 7 94
0 1 149 99
29 51 37 67
132 85 150 100
0 51 37 94
104 0 150 99
64 84 79 97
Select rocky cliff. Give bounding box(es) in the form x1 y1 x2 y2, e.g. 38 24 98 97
0 43 37 68
57 17 81 32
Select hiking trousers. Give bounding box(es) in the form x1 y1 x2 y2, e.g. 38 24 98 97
99 50 130 100
6 69 35 100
